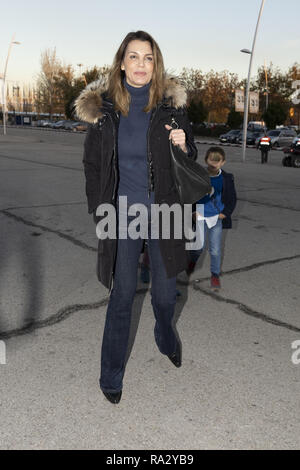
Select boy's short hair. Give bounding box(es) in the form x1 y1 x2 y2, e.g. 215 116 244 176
205 146 226 162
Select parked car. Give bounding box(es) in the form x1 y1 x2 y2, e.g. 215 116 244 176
46 121 57 128
36 119 52 127
51 120 67 129
236 130 264 145
63 120 79 130
247 123 266 132
72 121 88 132
219 129 241 143
259 128 298 148
250 130 265 145
245 130 265 145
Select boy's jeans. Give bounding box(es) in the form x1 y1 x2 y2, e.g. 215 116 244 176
189 218 223 275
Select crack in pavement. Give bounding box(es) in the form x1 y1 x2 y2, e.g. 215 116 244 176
176 253 300 287
191 282 300 334
3 202 86 211
1 209 300 339
2 154 299 212
239 186 300 192
0 153 82 172
2 274 300 340
1 209 97 252
238 198 300 212
0 298 109 340
0 288 149 340
201 253 300 279
2 208 299 276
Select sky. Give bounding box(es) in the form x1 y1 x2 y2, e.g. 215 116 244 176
0 0 299 87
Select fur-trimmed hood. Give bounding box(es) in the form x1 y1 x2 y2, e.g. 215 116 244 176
75 75 187 124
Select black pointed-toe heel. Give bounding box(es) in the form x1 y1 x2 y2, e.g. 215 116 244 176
102 390 122 404
167 343 182 368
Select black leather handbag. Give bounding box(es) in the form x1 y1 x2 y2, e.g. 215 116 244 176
169 140 212 205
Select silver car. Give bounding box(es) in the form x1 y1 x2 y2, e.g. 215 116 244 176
263 129 297 148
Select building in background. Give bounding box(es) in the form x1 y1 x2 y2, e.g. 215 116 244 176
5 81 36 113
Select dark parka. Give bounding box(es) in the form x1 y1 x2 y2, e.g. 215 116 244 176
75 76 198 289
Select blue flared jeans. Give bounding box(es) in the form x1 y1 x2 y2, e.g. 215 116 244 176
99 223 177 393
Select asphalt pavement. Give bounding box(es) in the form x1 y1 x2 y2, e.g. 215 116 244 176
0 127 299 450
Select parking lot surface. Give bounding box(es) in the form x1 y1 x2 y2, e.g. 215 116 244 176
0 127 299 450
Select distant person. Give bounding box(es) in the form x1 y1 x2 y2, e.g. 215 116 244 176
75 30 198 404
186 147 237 289
258 132 271 164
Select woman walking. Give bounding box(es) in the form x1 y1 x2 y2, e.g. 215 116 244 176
75 31 197 404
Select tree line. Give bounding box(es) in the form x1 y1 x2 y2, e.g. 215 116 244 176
35 48 300 130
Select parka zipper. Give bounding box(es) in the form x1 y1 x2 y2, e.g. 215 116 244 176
106 111 120 292
147 104 162 198
106 103 162 290
107 111 119 204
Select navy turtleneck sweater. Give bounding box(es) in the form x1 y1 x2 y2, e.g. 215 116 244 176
117 79 154 209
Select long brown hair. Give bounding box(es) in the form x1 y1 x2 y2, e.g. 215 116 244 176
108 31 165 116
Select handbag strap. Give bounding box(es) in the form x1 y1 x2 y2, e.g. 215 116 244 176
170 115 179 129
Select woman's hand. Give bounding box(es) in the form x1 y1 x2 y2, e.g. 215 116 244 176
165 124 187 153
218 213 226 219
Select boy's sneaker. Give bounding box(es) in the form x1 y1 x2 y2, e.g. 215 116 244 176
211 274 221 289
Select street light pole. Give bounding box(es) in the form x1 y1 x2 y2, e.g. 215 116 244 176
77 63 87 86
2 33 21 135
264 59 269 111
241 0 266 162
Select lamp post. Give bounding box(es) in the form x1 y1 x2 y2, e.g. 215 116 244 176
264 59 269 111
241 0 266 162
1 34 21 135
77 63 87 86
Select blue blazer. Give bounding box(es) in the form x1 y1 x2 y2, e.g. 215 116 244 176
221 170 237 229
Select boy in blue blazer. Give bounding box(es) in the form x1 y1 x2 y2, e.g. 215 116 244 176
187 146 237 289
